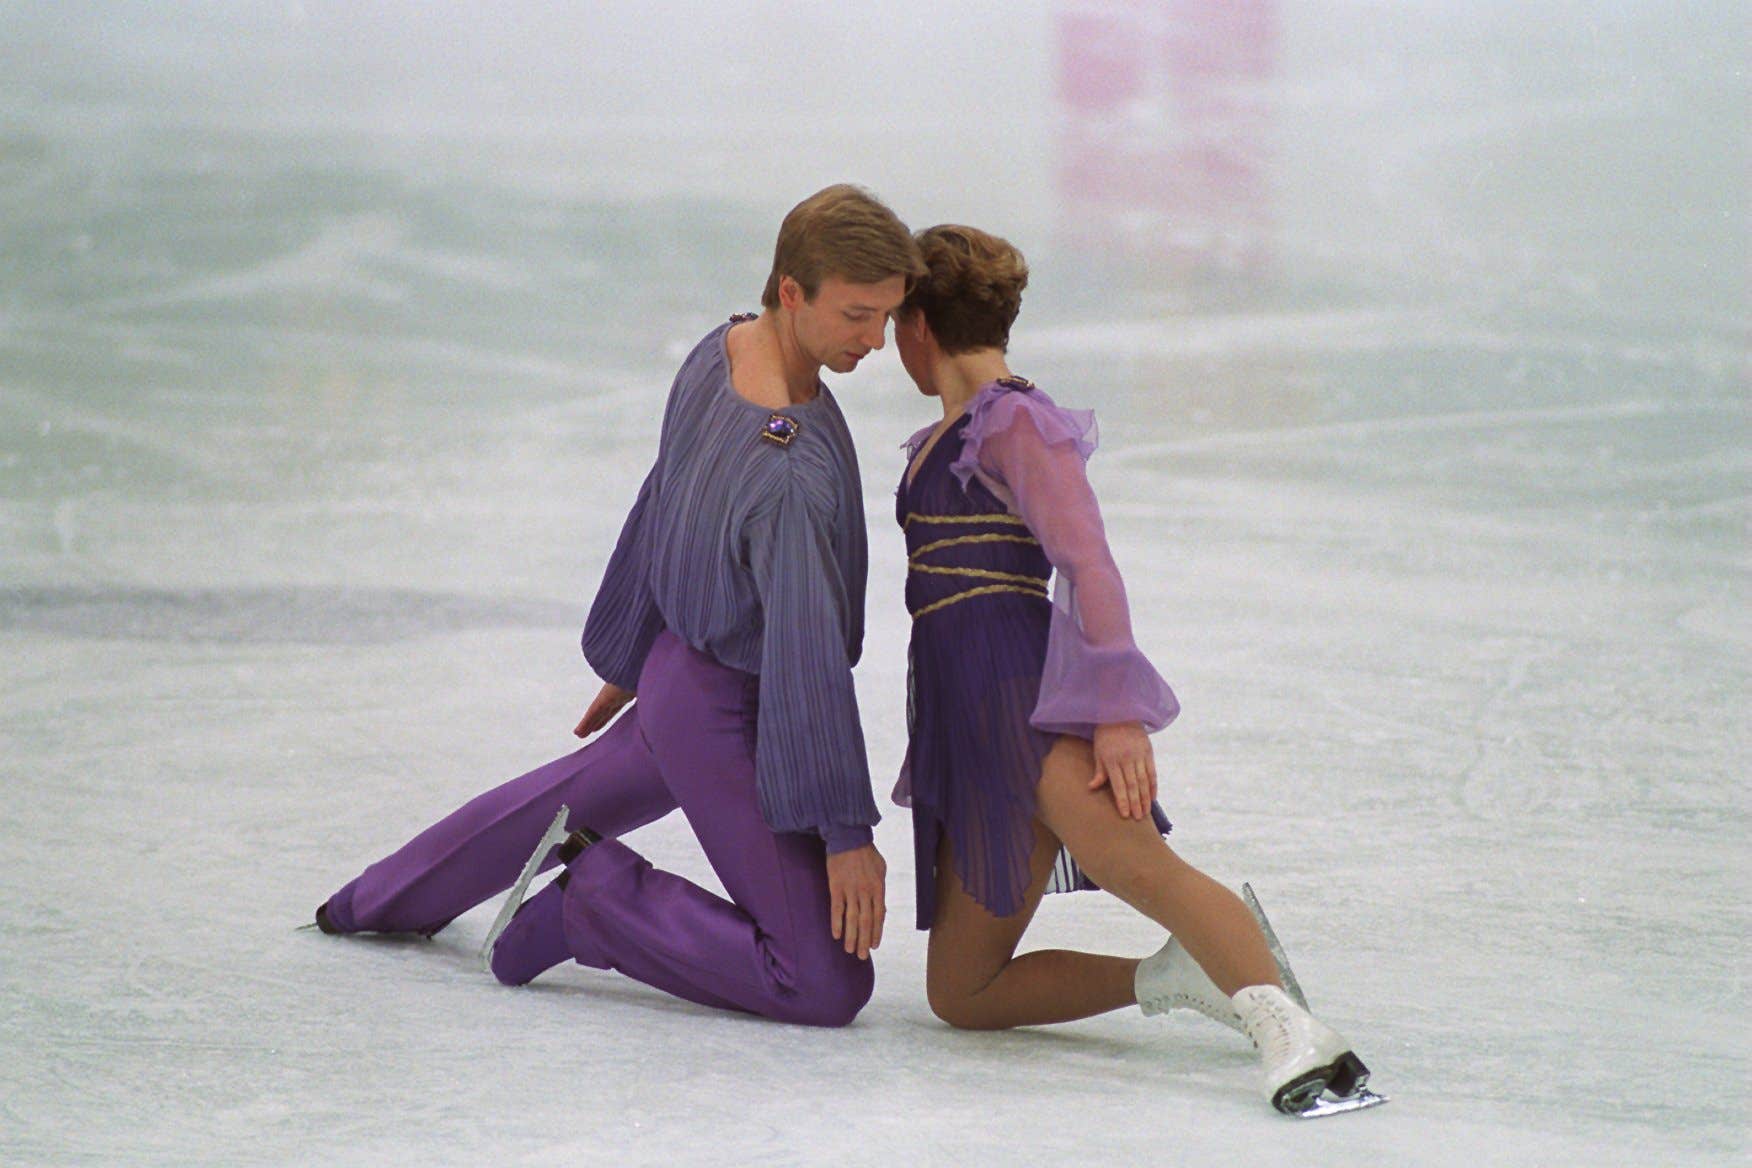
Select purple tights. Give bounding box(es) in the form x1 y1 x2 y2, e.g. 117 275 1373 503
323 631 872 1027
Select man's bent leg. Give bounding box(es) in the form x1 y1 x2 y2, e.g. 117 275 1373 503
556 834 869 1025
543 632 872 1025
323 711 672 935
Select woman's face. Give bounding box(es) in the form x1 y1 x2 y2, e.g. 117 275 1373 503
894 309 937 396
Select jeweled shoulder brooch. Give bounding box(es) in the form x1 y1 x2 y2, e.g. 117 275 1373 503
762 414 800 447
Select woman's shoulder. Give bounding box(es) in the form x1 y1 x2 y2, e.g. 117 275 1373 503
960 377 1099 470
900 420 937 462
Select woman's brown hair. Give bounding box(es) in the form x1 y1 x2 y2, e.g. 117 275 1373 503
902 225 1029 354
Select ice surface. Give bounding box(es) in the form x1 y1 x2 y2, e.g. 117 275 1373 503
1 3 1745 1165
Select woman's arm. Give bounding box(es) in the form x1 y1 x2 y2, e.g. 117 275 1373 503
976 398 1180 817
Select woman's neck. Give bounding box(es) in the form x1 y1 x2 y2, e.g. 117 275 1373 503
934 348 1012 421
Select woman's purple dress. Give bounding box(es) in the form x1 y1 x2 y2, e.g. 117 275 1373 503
895 378 1180 929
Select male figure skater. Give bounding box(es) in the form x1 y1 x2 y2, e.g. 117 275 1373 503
315 185 923 1026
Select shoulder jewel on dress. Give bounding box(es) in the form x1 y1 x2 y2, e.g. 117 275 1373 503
763 414 800 447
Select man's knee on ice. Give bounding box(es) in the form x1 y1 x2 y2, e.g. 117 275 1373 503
779 960 874 1028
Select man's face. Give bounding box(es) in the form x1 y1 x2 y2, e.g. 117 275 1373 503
786 274 908 375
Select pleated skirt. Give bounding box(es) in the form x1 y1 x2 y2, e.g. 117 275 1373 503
904 592 1172 930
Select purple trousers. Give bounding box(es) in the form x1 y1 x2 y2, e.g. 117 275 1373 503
322 630 873 1027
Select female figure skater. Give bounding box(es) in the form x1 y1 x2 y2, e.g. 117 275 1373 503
891 225 1372 1114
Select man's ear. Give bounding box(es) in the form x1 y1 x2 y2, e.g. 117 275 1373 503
778 275 804 310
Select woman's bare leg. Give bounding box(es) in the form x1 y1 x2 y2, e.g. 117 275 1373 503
925 822 1140 1030
1035 736 1280 996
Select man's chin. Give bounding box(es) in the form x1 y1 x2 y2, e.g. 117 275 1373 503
825 355 862 374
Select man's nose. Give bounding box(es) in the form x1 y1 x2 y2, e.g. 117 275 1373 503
864 319 887 351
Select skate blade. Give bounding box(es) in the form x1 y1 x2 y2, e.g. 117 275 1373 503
1274 1050 1372 1115
1241 882 1309 1012
1326 1050 1370 1098
479 805 572 973
1290 1088 1389 1119
296 921 436 941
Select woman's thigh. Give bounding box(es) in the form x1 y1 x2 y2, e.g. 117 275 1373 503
925 817 1063 1003
1035 734 1175 867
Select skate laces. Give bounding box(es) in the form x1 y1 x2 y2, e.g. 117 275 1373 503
1155 987 1223 1016
1137 940 1240 1023
1238 987 1300 1063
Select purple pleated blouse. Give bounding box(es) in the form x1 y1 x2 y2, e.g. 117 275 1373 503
902 381 1179 744
582 318 877 853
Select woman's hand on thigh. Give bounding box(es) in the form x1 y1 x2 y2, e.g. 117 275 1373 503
1090 721 1157 820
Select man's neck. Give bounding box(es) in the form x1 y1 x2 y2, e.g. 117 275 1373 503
763 310 823 404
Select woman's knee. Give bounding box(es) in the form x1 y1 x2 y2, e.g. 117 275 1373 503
927 986 975 1029
925 967 1000 1030
927 985 1004 1031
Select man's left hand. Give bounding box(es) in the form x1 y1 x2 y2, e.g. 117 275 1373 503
825 843 886 961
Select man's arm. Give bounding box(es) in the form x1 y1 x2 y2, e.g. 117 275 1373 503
574 681 634 739
743 460 885 958
581 464 666 693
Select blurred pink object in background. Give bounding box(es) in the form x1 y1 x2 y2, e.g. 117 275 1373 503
1056 0 1279 281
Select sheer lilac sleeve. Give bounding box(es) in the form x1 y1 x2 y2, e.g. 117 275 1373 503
972 392 1179 739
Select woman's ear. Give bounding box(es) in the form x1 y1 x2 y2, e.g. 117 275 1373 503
904 311 931 348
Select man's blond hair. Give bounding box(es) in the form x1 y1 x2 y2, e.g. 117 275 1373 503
761 184 925 308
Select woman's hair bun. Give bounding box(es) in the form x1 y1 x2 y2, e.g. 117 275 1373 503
904 225 1029 354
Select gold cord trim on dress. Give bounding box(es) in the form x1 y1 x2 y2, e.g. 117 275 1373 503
910 583 1049 619
908 563 1049 588
902 511 1028 529
905 515 1047 619
910 533 1040 558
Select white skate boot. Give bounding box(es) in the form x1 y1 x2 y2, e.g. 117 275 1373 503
1134 937 1243 1032
1232 984 1372 1115
1134 883 1305 1032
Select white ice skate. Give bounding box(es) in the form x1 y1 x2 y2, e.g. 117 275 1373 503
1135 936 1244 1032
1135 885 1304 1031
1233 984 1376 1117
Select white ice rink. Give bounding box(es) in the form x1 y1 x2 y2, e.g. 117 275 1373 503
1 3 1745 1165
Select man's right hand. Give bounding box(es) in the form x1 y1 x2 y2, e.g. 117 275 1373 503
826 843 886 961
575 682 635 738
